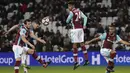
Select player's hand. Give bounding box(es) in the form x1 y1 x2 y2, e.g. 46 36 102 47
83 26 86 29
3 32 8 36
40 39 46 44
85 41 89 45
30 44 35 49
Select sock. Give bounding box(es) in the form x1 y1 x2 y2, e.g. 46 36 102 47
24 67 28 73
81 46 88 61
21 53 26 65
32 51 45 65
22 54 28 72
108 53 116 69
25 55 28 65
73 48 78 63
110 53 116 59
14 61 21 73
108 61 114 68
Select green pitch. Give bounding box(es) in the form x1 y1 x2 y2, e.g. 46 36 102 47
0 66 129 73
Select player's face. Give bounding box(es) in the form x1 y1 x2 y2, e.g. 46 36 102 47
109 27 115 35
33 23 39 30
68 4 73 11
26 22 31 29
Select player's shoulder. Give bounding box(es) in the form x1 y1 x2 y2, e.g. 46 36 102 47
102 32 107 36
18 23 24 27
20 26 27 31
20 28 26 31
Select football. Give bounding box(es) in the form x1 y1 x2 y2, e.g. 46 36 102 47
42 17 49 26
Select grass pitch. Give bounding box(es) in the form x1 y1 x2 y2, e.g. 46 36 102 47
0 66 129 73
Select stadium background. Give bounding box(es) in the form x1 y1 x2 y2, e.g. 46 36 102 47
0 0 130 73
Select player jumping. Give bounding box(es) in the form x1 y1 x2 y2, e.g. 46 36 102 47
66 1 89 70
6 20 31 73
85 24 130 73
12 19 51 73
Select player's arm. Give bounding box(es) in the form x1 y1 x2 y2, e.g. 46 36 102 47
117 35 130 46
85 33 106 45
20 29 35 49
81 11 87 27
6 24 19 34
85 37 100 45
30 31 46 44
66 11 73 24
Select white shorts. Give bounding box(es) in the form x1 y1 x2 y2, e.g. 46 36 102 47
100 48 112 57
13 45 29 59
70 28 84 43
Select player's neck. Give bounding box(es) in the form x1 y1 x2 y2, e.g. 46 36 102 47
109 32 115 36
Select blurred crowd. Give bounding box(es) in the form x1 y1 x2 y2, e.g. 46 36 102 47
0 0 130 52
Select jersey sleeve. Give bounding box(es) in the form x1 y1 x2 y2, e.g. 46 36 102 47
99 33 107 40
66 11 73 24
20 28 26 36
116 35 122 42
80 11 87 26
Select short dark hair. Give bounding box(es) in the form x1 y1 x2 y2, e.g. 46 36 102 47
34 20 40 25
68 1 75 5
24 19 31 24
108 23 116 27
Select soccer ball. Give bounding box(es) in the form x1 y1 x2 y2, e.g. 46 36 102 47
42 17 49 26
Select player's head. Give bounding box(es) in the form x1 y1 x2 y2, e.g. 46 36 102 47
24 19 31 29
68 1 75 11
32 20 40 30
108 23 116 35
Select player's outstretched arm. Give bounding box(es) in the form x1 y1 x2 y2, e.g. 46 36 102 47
6 24 19 34
30 31 46 44
85 37 100 45
115 35 130 46
85 33 106 45
119 40 130 46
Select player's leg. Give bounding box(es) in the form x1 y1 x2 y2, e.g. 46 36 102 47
21 53 26 65
73 43 78 63
25 54 31 69
104 57 111 73
13 45 22 73
14 58 21 73
73 43 80 70
22 47 31 70
107 50 116 72
25 47 51 68
80 42 89 66
100 48 115 73
21 53 28 73
21 53 31 73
